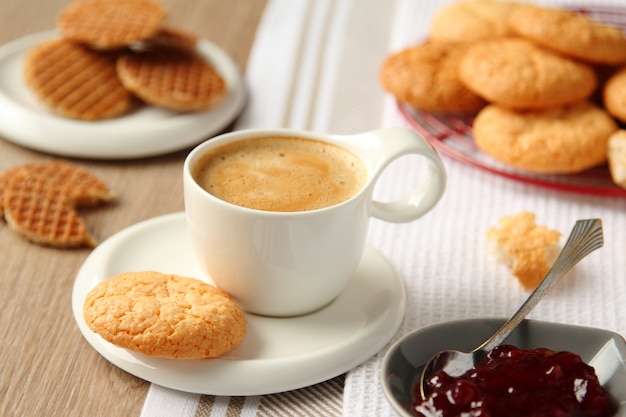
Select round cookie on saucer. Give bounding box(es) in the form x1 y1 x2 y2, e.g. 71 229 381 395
472 101 618 174
508 4 626 65
430 0 519 43
83 271 247 359
459 38 597 110
380 41 486 113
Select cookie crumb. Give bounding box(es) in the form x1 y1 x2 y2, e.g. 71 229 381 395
487 212 561 290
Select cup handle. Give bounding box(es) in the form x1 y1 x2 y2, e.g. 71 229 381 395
367 128 446 223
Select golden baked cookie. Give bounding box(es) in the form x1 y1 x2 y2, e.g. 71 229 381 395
487 211 562 290
430 0 518 43
116 46 227 112
602 66 626 123
607 130 626 190
509 4 626 65
459 38 597 110
380 41 486 113
23 39 132 120
1 161 113 247
473 102 618 174
83 272 247 359
57 0 166 50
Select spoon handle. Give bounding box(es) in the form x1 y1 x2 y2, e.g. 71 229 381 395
477 218 604 353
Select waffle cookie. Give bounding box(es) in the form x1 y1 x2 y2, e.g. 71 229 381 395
83 271 247 359
0 165 25 217
57 0 166 50
1 161 113 248
135 26 198 51
116 46 227 112
23 39 132 120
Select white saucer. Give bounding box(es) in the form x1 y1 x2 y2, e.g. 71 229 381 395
0 31 247 159
71 212 406 395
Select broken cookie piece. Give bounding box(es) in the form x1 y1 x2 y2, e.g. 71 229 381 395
487 211 562 290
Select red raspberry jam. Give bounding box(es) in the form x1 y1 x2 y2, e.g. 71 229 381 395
413 345 616 417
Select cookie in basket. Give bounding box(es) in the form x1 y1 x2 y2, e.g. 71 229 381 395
430 0 518 43
23 39 133 120
380 41 486 113
472 102 618 174
509 4 626 65
487 212 562 290
459 38 597 110
607 130 626 190
57 0 166 50
116 46 227 112
603 66 626 123
83 271 247 359
1 161 114 248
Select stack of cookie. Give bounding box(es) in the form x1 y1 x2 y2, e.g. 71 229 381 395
380 0 626 186
23 0 226 121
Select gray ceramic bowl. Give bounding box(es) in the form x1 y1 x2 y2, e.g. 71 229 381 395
381 318 626 417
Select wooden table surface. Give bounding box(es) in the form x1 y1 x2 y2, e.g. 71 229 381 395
0 1 266 415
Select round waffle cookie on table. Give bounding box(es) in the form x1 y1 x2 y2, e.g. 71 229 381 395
116 46 227 112
472 101 618 174
0 161 112 216
23 39 132 120
379 41 486 113
1 161 114 248
508 4 626 65
459 38 597 110
83 271 247 359
57 0 166 50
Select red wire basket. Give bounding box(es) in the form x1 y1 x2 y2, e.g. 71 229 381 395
398 4 626 198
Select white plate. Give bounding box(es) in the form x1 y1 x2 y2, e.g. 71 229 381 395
0 31 247 159
71 212 406 395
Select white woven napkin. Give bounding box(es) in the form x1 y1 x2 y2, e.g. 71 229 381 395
343 0 626 415
140 0 626 416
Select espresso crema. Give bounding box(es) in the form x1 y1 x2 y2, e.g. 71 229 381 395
192 136 367 212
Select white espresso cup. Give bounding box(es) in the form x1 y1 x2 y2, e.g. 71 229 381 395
183 127 446 316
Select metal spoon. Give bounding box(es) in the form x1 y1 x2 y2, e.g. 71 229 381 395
419 218 604 400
